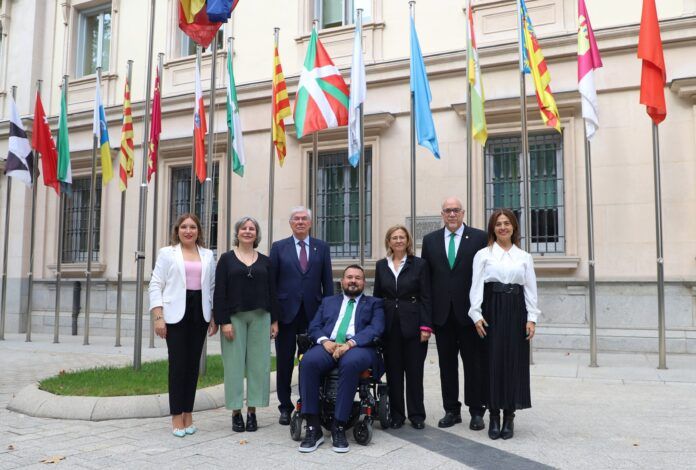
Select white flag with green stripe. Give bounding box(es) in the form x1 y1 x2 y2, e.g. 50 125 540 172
227 49 245 177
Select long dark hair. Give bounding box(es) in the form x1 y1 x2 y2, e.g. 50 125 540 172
170 213 206 247
486 209 520 248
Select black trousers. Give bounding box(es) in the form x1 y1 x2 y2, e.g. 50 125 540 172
276 304 309 412
384 319 428 423
165 290 208 415
433 305 489 417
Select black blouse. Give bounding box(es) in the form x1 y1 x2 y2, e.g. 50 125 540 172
213 251 280 324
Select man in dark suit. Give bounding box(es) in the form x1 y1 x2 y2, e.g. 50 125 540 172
270 206 334 425
420 196 489 430
297 265 385 454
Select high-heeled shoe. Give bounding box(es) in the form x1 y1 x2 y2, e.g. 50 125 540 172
488 411 501 440
500 412 515 440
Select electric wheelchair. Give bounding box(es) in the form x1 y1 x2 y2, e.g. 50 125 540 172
289 334 391 445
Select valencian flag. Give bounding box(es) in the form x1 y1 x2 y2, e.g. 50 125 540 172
467 0 487 145
294 26 349 139
119 78 134 191
4 96 34 186
32 93 60 194
93 74 113 186
638 0 666 125
227 45 246 177
410 16 440 159
57 82 72 194
147 69 162 183
194 58 207 183
272 36 291 166
578 0 602 139
520 0 561 132
178 0 238 48
348 16 366 168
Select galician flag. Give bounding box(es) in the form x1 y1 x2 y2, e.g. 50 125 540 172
294 26 349 139
57 82 72 194
348 17 366 168
194 58 207 183
93 74 113 186
467 0 487 145
227 46 246 177
578 0 602 139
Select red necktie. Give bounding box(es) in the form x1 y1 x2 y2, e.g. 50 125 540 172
299 240 308 272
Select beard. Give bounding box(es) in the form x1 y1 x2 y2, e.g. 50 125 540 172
342 284 364 298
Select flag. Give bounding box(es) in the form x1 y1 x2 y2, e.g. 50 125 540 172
578 0 602 139
93 74 113 186
119 78 134 191
520 0 561 132
57 83 72 194
4 97 34 186
194 58 207 183
348 17 366 168
272 36 291 166
638 0 666 125
147 69 162 183
178 0 222 49
294 26 349 139
467 0 487 145
227 45 245 177
206 0 240 22
32 93 60 194
409 17 440 159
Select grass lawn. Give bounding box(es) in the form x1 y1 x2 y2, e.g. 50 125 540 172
39 355 277 397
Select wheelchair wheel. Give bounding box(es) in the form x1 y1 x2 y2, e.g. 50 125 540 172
377 384 391 429
290 411 303 441
353 417 373 446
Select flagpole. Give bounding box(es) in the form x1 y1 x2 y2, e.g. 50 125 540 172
583 125 598 367
516 0 533 364
227 36 234 252
191 46 202 214
356 9 365 266
409 1 417 245
24 80 41 342
465 0 473 227
0 85 16 341
149 53 164 350
133 0 157 370
54 76 69 344
310 20 319 235
652 123 666 369
268 29 277 251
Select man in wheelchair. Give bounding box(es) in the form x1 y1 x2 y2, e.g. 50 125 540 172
297 265 385 453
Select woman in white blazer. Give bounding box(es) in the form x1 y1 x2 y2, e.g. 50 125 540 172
149 213 218 438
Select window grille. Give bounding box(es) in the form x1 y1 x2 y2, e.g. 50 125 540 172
62 176 102 263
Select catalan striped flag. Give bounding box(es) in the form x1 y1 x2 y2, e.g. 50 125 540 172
272 34 291 166
119 78 134 191
147 69 162 183
467 0 487 145
520 0 561 132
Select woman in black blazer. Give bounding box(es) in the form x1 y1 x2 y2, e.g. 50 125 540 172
372 225 432 429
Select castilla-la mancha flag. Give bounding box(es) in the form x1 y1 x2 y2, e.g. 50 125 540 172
577 0 602 139
638 0 666 125
294 26 349 139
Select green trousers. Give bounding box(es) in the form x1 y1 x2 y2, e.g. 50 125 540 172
221 309 271 410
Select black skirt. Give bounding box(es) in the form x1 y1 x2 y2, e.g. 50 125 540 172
482 282 531 411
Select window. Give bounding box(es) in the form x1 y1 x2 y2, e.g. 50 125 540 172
169 164 220 252
178 29 224 57
76 4 111 77
62 176 102 263
484 133 565 253
313 148 372 258
314 0 372 28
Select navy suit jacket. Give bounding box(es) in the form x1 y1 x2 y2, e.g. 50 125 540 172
308 294 385 348
270 236 334 324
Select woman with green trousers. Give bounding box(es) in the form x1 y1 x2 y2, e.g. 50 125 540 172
214 216 279 432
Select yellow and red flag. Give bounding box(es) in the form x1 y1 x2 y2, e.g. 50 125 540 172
272 35 291 166
119 78 134 191
638 0 666 125
147 69 162 183
194 58 207 183
520 0 560 132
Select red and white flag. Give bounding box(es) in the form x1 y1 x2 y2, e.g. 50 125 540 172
577 0 602 139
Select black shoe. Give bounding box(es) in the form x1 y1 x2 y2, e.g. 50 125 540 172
469 414 485 431
232 413 245 432
390 417 405 429
501 413 515 440
279 409 292 426
410 420 425 430
245 413 258 432
298 425 324 453
488 412 501 440
437 412 462 428
331 424 350 453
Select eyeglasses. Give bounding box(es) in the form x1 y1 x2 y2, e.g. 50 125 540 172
442 208 462 215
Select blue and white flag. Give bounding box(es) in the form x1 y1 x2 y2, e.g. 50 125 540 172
348 18 366 168
409 17 440 159
4 97 34 186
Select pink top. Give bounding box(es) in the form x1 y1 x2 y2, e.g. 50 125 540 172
184 260 202 290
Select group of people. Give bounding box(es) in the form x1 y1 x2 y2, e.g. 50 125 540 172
148 196 540 452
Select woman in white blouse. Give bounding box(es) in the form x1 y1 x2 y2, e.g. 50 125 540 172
468 209 539 441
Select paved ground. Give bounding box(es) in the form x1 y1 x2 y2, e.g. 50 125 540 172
1 333 695 469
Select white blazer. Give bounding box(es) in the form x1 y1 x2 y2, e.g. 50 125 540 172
148 244 216 323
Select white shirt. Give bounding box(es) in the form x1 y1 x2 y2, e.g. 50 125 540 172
468 242 541 324
387 256 406 282
317 294 362 344
444 224 465 258
293 235 311 262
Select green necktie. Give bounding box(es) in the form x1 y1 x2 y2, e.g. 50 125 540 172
448 232 456 269
335 299 356 344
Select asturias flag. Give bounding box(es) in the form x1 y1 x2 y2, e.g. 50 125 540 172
32 92 60 194
638 0 666 125
194 58 207 183
578 0 602 139
410 16 440 159
93 74 113 186
294 26 349 139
